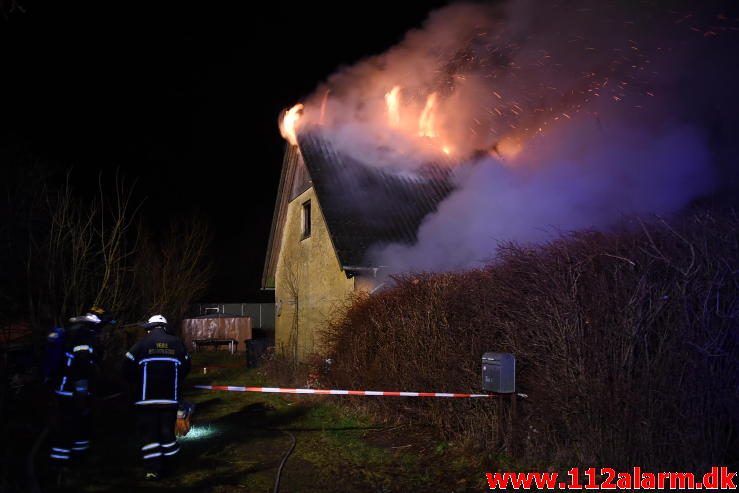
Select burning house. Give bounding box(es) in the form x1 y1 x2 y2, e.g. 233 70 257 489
262 124 453 359
262 1 727 359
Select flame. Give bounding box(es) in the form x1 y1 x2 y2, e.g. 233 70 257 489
319 90 330 125
418 92 438 138
279 103 304 147
496 136 523 160
442 145 452 156
384 86 402 127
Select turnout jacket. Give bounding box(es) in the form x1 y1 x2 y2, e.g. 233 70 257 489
124 327 191 406
45 319 101 397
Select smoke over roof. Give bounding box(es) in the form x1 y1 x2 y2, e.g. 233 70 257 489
290 1 738 274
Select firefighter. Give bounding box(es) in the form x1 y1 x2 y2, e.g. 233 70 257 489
124 314 191 480
44 306 112 466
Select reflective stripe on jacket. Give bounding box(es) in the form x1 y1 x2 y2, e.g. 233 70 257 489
124 327 191 405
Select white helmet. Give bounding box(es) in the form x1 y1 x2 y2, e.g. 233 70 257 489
143 314 168 330
69 313 102 324
148 314 167 325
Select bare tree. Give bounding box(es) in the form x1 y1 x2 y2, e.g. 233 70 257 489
24 171 142 330
44 175 96 323
0 0 25 20
8 164 214 347
134 214 213 330
92 171 142 315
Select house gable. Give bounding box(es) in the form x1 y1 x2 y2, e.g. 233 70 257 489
272 182 355 357
262 132 455 360
263 130 455 288
262 144 305 289
262 143 345 289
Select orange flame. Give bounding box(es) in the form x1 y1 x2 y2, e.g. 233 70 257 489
279 103 304 147
319 90 330 125
418 92 438 138
495 136 523 160
384 86 402 127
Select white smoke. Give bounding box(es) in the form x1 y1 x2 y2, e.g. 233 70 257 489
297 0 734 273
373 111 714 271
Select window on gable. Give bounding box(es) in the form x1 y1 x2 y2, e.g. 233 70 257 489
301 200 311 239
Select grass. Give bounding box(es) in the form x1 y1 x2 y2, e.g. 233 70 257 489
34 351 489 492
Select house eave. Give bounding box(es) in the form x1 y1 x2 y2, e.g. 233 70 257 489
261 143 302 289
342 265 384 278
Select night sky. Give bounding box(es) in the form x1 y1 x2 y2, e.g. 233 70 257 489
1 1 449 300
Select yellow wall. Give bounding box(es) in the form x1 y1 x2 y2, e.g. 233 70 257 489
274 187 355 360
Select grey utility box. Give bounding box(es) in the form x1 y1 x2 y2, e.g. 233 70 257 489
482 352 516 393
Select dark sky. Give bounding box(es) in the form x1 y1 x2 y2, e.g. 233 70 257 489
1 0 449 300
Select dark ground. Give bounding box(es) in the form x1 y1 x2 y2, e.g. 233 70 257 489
4 352 492 493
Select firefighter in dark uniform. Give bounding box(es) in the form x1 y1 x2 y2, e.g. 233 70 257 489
44 307 112 465
124 314 191 480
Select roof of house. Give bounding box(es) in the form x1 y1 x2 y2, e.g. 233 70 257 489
262 127 455 285
299 130 454 267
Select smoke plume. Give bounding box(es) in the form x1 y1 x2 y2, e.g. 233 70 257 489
296 1 737 273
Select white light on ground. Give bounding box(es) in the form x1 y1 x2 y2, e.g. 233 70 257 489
179 424 219 441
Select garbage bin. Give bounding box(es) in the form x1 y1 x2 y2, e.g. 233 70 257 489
246 338 271 368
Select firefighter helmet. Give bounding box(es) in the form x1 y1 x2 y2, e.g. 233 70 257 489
142 314 168 331
69 306 116 326
148 314 167 325
68 313 102 324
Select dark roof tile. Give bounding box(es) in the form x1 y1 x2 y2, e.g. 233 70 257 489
298 128 455 268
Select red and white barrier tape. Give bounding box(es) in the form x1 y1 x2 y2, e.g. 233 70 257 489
194 385 527 399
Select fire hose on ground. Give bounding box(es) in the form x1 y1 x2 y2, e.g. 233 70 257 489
271 428 296 493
